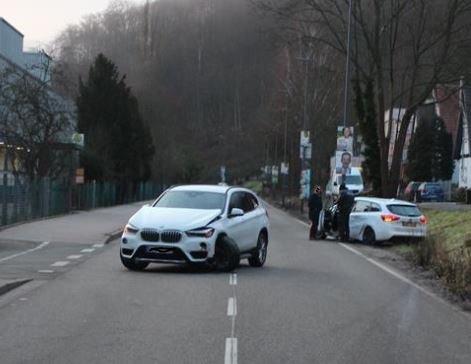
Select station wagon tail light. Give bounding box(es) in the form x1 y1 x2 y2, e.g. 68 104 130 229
419 216 428 224
381 214 400 222
124 224 139 234
186 227 215 238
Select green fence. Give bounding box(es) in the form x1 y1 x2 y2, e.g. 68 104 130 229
0 175 165 227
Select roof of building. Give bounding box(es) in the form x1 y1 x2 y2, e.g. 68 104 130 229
434 85 460 148
0 17 24 37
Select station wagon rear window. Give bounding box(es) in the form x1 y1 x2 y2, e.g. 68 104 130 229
387 204 421 217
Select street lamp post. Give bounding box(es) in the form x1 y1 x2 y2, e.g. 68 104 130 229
343 0 353 128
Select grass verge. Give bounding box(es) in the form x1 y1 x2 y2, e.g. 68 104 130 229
391 209 471 301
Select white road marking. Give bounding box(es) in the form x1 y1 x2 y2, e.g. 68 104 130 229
38 270 54 274
227 297 237 316
229 273 237 285
66 255 82 260
50 261 69 267
19 297 28 301
80 248 95 253
224 338 237 364
285 209 471 317
92 243 104 248
0 241 50 263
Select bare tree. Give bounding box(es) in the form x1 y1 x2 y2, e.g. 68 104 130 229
256 0 471 196
0 64 76 179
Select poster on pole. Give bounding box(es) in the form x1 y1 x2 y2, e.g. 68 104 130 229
271 165 279 184
336 126 354 153
299 130 312 159
280 162 289 175
335 151 361 175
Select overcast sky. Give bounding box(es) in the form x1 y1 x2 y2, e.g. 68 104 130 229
1 0 144 50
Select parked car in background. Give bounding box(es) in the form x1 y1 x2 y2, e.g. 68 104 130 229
318 197 428 244
417 182 445 202
404 181 422 201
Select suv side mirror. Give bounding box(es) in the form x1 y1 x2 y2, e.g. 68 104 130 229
229 208 244 218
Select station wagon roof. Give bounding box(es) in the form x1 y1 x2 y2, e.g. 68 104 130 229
354 196 416 206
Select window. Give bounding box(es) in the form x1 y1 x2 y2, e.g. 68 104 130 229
154 191 226 210
229 192 245 211
387 204 421 217
352 200 369 212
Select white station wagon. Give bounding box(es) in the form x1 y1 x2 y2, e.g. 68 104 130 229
319 197 427 244
120 184 269 272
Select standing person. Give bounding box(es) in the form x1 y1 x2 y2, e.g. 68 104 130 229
337 183 354 242
308 185 323 240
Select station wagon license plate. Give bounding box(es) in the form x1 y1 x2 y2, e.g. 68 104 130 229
402 221 417 227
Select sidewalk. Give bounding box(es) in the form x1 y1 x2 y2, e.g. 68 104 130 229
0 202 148 296
0 201 148 245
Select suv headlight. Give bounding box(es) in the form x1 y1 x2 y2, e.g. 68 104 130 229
186 227 215 238
124 223 139 234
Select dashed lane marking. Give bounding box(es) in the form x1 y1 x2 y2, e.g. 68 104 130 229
80 248 95 253
38 270 54 274
224 338 237 364
92 244 104 248
229 273 237 285
0 241 50 263
50 261 69 267
227 297 237 316
66 255 82 260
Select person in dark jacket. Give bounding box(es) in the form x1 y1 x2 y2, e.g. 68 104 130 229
337 183 355 242
308 185 323 240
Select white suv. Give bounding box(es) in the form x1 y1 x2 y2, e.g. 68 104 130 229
120 185 269 271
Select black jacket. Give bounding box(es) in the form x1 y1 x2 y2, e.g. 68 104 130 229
308 193 323 220
337 190 354 215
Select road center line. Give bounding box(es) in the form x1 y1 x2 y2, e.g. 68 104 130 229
0 241 50 263
38 270 54 274
92 243 104 248
80 248 95 253
50 261 69 267
66 255 82 260
224 338 237 364
229 273 237 285
227 297 237 316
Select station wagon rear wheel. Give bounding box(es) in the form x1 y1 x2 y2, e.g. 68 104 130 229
362 227 376 245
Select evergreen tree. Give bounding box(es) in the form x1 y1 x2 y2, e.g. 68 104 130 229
77 54 154 182
354 77 382 194
406 117 453 181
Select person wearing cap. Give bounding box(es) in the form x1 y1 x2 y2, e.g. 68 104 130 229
337 183 354 242
308 185 323 240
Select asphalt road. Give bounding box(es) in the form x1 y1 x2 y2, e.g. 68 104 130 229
0 205 470 364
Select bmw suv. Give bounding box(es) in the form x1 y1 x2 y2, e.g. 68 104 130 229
120 184 269 272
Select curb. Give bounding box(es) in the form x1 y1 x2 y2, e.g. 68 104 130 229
0 278 32 297
103 230 124 245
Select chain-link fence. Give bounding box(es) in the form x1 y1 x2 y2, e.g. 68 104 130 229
0 174 165 227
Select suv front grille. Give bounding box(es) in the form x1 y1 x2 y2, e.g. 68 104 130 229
141 229 160 242
161 231 182 243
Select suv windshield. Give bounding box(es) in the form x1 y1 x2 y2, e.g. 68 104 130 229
154 191 226 210
337 175 363 185
387 204 421 217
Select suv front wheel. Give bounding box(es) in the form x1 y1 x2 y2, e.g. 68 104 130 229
214 236 240 272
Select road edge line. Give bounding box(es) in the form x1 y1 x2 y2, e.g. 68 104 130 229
268 201 471 319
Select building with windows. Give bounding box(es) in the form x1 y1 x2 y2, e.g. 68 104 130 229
0 17 77 178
